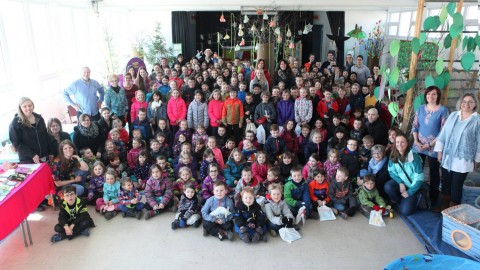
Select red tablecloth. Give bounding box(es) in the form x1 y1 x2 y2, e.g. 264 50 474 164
0 163 54 240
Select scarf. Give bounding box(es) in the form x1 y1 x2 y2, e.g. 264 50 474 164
78 122 99 138
369 157 387 174
277 69 288 80
111 86 120 94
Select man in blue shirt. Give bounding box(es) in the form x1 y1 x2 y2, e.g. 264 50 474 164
63 67 105 121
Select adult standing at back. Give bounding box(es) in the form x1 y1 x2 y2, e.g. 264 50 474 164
63 67 104 121
365 107 388 146
411 86 449 209
350 55 371 86
9 97 53 164
434 93 480 208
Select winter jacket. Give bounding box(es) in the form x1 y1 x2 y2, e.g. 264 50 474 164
104 86 128 117
88 175 105 198
174 161 198 180
340 150 361 179
243 102 256 124
329 180 354 205
201 196 234 223
304 140 322 162
302 162 323 181
264 199 294 225
276 99 295 126
221 97 244 125
118 186 142 207
103 181 121 203
252 163 269 183
349 92 365 113
200 159 217 182
133 162 151 182
177 194 200 220
132 118 153 142
264 136 286 164
316 99 339 119
201 175 227 200
223 160 247 187
294 97 313 124
127 148 142 169
96 117 113 143
145 176 174 208
336 96 350 115
187 100 209 129
284 179 311 211
130 100 148 123
366 119 389 146
147 101 167 126
72 124 104 155
281 131 299 154
254 102 277 124
234 178 261 198
388 150 424 196
167 97 187 126
173 177 200 197
58 197 94 227
208 99 224 127
9 112 53 162
308 180 330 203
324 161 342 182
358 185 386 208
234 200 267 230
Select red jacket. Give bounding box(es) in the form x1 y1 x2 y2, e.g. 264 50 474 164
336 96 350 115
221 97 244 125
281 130 299 154
252 162 269 183
208 99 224 127
316 99 339 119
167 97 187 126
130 101 148 122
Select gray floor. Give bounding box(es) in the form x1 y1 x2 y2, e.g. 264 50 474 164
0 206 424 270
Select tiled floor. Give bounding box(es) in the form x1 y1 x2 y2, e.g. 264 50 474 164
0 206 424 270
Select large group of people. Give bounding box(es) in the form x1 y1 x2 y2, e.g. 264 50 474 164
8 49 480 244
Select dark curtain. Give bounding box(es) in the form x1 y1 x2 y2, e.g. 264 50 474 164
326 11 345 68
172 11 196 61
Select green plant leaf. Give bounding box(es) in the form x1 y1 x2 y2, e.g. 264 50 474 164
462 35 469 50
390 40 400 57
439 6 448 23
452 12 463 27
374 86 381 100
414 95 425 112
450 24 463 39
388 102 399 118
434 76 445 89
389 67 400 87
461 52 475 71
423 16 441 31
419 32 427 46
399 78 417 94
425 75 435 88
467 37 476 52
440 71 450 86
446 2 456 16
435 58 444 75
412 38 421 54
476 34 480 48
444 35 452 49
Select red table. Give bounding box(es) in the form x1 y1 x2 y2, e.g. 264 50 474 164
0 163 54 241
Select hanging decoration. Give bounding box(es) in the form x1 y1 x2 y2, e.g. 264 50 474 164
251 24 257 32
263 12 268 20
347 24 367 39
302 23 313 35
235 44 241 51
223 31 230 40
286 27 292 38
240 38 245 46
220 12 226 23
243 15 249 23
238 29 244 37
289 42 295 49
269 19 276 28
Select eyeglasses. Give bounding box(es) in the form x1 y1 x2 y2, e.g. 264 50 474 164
372 152 382 156
210 170 218 173
461 101 475 105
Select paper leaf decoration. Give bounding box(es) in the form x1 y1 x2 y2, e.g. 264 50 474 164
399 78 417 94
389 67 400 87
419 33 427 46
411 38 420 54
461 52 475 71
435 58 444 75
388 102 399 118
446 2 456 16
390 40 400 57
439 6 448 23
425 75 435 88
413 95 425 111
423 16 441 31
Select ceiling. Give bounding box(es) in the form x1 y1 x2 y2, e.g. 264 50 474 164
73 0 421 11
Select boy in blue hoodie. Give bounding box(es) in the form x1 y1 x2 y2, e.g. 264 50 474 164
201 181 235 241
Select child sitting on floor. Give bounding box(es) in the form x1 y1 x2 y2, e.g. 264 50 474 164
51 186 95 243
86 161 106 205
133 150 152 190
201 163 228 202
329 166 357 219
264 183 295 237
171 184 202 229
284 165 312 217
302 153 323 183
200 149 217 182
234 187 267 243
201 181 235 241
308 168 331 209
234 166 261 204
241 138 257 163
252 151 270 183
173 167 200 198
324 149 341 182
96 169 120 220
144 164 175 220
118 177 144 219
260 167 282 200
358 174 389 218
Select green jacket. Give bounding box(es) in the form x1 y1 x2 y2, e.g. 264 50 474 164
358 186 386 208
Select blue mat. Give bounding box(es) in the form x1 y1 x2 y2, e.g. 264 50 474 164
384 254 480 270
397 209 478 262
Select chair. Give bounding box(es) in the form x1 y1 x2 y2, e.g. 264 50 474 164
67 105 78 124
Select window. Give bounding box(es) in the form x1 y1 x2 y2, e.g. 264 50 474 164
30 3 55 74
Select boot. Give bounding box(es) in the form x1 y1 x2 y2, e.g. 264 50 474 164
432 194 450 212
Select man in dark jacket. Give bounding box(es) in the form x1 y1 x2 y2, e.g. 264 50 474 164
365 108 388 146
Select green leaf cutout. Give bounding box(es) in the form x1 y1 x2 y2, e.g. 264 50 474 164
444 35 452 49
461 52 475 71
462 35 469 50
439 6 448 23
419 32 427 46
389 67 400 87
399 78 417 94
435 58 444 75
414 95 426 112
412 38 421 54
423 16 441 31
374 86 381 100
425 75 435 88
434 76 445 89
467 37 475 52
390 40 400 57
388 102 399 118
446 2 456 16
440 71 450 86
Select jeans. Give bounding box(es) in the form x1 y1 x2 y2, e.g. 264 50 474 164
384 179 418 216
419 153 441 204
118 203 145 212
441 168 468 204
74 169 88 186
55 220 91 237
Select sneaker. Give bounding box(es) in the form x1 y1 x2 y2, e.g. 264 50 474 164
136 210 142 220
262 234 268 242
331 208 339 215
179 219 186 228
122 212 127 217
203 227 208 237
80 228 90 237
241 234 250 243
226 230 234 241
340 212 348 220
145 210 155 220
171 220 179 230
359 206 370 218
269 229 278 237
51 233 66 243
218 229 226 241
251 232 260 243
126 209 137 218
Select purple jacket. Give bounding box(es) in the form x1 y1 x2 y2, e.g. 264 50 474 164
201 175 227 200
276 99 295 127
145 176 174 208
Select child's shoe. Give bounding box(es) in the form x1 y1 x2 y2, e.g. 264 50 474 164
80 228 90 237
269 229 278 237
241 234 250 243
226 230 234 241
340 212 348 220
331 207 339 215
179 219 186 228
171 220 180 230
51 233 66 243
203 227 208 236
145 210 156 220
126 208 137 218
136 210 142 220
262 234 268 242
359 205 370 218
105 211 116 220
251 232 260 243
217 229 227 241
192 219 202 228
293 224 301 231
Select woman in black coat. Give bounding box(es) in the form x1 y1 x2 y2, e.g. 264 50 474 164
47 118 71 157
73 114 104 158
9 97 53 163
273 59 294 89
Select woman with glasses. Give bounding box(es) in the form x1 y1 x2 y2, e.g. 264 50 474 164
47 118 71 157
363 144 390 199
434 93 480 208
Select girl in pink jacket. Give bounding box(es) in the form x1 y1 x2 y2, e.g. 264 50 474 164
167 89 187 135
207 89 224 136
130 91 148 123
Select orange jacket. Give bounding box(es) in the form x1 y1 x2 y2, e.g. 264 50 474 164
308 180 330 203
221 97 244 125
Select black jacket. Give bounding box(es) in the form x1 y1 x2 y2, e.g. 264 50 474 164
51 132 71 157
234 200 267 228
72 124 104 154
366 119 388 146
59 197 95 227
9 113 53 162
